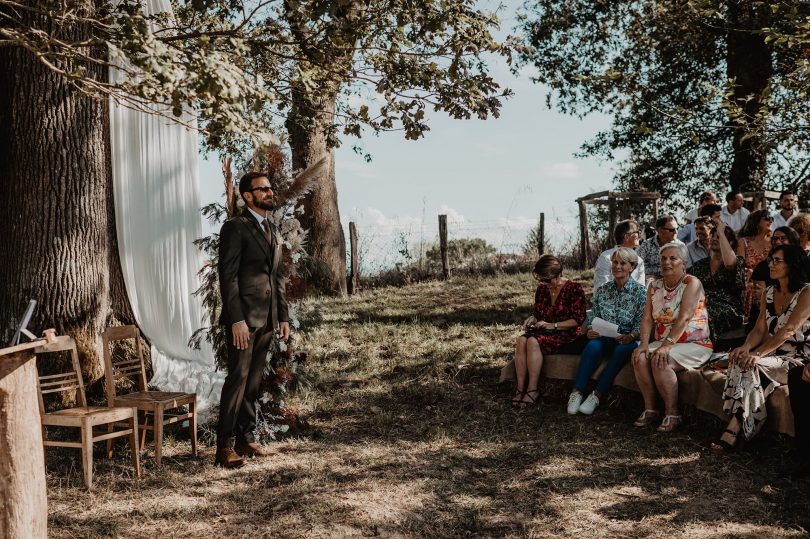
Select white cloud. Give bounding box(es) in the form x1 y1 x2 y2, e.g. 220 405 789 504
348 207 421 229
437 204 466 225
542 162 579 179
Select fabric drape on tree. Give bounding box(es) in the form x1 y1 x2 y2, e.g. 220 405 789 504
108 0 222 416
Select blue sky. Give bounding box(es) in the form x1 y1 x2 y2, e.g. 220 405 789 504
199 0 619 270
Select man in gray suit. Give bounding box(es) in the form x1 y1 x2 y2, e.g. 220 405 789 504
215 171 290 469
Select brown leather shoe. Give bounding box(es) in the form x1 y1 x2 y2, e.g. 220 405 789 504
214 447 245 469
234 441 268 458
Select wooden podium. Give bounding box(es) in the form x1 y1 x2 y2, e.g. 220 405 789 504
0 340 48 539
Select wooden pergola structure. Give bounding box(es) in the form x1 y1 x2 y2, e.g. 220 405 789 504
743 190 781 211
576 190 661 268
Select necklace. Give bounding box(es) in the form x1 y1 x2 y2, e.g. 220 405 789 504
663 273 685 293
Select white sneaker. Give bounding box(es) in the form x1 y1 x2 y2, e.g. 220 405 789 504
567 392 583 415
578 393 600 415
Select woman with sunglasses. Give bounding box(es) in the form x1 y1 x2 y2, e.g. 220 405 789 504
736 209 772 320
512 255 587 407
711 244 810 453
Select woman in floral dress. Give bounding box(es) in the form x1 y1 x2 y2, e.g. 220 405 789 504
711 244 810 452
736 209 772 320
512 255 587 407
631 242 713 432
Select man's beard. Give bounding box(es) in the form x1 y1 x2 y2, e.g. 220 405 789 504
255 199 275 211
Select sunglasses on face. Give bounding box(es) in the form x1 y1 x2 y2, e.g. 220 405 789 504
767 256 785 265
250 186 273 193
660 227 677 233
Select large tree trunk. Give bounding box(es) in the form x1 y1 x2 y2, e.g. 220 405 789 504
726 2 773 192
0 1 134 383
287 89 348 296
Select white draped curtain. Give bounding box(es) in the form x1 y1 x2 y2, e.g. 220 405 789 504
109 0 223 416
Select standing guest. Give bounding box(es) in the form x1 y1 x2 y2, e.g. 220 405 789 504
787 357 810 477
710 245 810 453
512 255 587 407
721 190 751 233
216 171 290 469
679 191 718 242
736 210 772 319
789 213 810 256
637 215 683 281
593 219 645 288
686 216 713 269
568 248 646 415
771 190 799 230
688 219 745 342
751 226 801 286
631 242 713 432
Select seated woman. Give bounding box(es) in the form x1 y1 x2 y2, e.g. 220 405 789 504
751 226 800 284
567 247 646 415
513 255 587 408
631 242 713 432
688 219 745 342
711 244 810 453
789 213 810 256
736 209 772 321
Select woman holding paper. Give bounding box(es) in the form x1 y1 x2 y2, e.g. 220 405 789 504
631 242 713 432
567 247 646 415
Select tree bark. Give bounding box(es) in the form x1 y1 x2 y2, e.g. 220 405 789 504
0 1 135 383
727 1 773 192
287 89 348 296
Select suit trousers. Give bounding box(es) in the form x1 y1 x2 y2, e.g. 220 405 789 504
217 324 274 448
788 365 810 458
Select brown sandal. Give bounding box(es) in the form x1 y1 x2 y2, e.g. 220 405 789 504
657 415 683 432
633 409 660 427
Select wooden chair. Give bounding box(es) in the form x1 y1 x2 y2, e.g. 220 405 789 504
34 336 140 489
102 325 197 465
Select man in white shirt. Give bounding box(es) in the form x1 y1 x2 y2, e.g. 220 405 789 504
720 190 750 233
772 190 799 229
593 219 645 288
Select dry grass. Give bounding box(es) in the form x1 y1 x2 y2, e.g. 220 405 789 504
47 272 810 538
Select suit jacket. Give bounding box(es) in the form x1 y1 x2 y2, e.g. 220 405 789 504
218 208 288 329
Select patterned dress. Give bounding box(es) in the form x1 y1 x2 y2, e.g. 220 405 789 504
740 237 769 317
722 284 810 439
648 275 713 368
688 256 745 341
531 280 587 354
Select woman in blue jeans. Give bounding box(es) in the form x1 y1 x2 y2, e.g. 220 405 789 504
568 247 647 415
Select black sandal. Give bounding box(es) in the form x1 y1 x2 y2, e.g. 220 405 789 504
522 389 540 408
511 389 525 408
709 429 740 454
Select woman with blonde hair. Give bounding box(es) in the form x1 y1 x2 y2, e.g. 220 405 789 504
631 242 713 432
512 255 587 407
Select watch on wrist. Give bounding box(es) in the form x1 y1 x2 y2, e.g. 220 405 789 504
663 336 676 345
554 322 558 330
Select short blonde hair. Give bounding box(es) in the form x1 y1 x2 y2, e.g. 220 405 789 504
611 247 639 269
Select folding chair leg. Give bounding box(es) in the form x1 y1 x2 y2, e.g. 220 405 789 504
81 419 93 489
154 404 164 466
129 412 141 479
106 423 114 459
189 399 198 457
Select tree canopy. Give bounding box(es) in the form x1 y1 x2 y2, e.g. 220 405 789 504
515 0 810 208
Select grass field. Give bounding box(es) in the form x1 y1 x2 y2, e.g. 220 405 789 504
47 272 810 538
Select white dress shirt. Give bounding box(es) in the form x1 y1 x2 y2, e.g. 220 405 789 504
771 209 797 230
720 206 750 233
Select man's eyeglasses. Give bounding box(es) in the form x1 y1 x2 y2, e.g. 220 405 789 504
767 256 785 265
660 227 677 233
250 186 273 194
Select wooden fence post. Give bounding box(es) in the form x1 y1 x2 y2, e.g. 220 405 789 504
608 198 617 244
537 213 545 257
578 200 589 269
438 214 450 280
348 222 359 294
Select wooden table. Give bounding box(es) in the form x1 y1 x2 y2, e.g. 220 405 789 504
0 340 48 538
